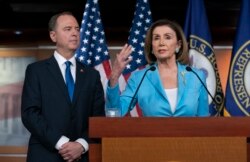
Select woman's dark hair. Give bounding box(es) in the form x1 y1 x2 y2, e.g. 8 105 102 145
144 19 190 65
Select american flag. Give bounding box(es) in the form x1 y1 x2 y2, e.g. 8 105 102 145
123 0 152 79
75 0 111 90
120 0 152 116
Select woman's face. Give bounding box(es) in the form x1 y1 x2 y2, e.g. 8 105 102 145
151 25 180 61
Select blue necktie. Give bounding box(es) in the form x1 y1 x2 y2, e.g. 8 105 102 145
65 61 75 101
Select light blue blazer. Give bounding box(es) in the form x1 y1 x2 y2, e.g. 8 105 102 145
106 62 209 117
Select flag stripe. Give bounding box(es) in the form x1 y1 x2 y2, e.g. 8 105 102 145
102 60 112 78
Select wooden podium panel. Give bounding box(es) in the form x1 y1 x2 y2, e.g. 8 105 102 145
89 117 250 162
102 137 246 162
89 117 250 138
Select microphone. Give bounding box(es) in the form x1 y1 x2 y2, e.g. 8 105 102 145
126 65 156 115
185 66 221 116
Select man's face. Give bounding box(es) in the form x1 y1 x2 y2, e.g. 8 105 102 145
50 14 80 53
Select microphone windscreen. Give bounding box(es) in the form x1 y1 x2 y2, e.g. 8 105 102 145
185 66 192 71
150 66 156 71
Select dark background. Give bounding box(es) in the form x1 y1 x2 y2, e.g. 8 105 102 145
0 0 241 45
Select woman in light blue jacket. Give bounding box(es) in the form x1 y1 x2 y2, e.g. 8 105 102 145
106 19 209 117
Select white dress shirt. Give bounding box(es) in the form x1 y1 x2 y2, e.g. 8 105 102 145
165 88 178 113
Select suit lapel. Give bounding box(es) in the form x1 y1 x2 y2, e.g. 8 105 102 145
47 56 71 104
147 65 168 100
176 63 187 107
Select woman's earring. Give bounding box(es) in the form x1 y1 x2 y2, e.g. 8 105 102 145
175 48 180 54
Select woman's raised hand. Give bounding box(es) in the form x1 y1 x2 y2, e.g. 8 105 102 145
109 44 132 87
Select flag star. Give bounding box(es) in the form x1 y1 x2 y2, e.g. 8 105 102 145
95 55 100 61
92 7 96 12
138 50 143 55
146 18 151 23
89 51 93 56
134 30 140 35
137 22 142 27
101 31 104 35
131 47 135 52
140 42 144 47
90 16 94 19
97 47 102 52
136 58 142 64
91 44 95 48
94 27 99 32
85 30 90 35
132 38 138 43
96 19 101 24
128 56 133 60
83 38 88 44
99 38 104 44
87 23 92 27
81 47 86 52
126 64 131 69
104 50 109 55
87 59 91 64
85 3 89 8
92 35 97 40
79 55 84 61
93 0 98 4
139 14 144 19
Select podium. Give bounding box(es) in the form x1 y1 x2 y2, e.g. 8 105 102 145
89 117 250 162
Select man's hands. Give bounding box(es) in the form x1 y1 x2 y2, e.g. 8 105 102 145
59 141 84 162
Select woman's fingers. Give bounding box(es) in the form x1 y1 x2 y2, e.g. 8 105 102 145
118 44 132 60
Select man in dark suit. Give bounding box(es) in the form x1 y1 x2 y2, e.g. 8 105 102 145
21 11 105 162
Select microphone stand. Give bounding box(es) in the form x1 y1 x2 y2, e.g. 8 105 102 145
186 66 221 116
125 66 156 116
